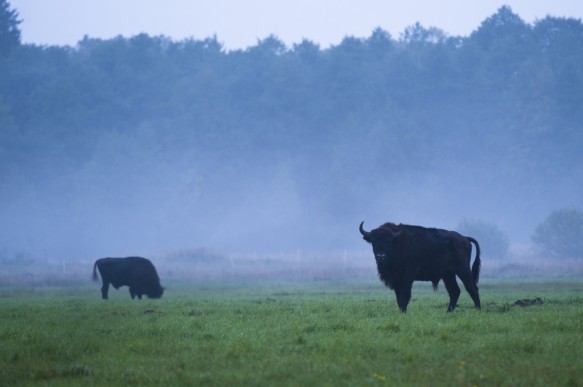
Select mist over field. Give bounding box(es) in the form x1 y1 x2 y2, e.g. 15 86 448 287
1 5 583 284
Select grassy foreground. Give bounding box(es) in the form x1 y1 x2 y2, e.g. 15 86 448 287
0 281 582 386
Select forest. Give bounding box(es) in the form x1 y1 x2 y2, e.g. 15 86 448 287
1 4 582 261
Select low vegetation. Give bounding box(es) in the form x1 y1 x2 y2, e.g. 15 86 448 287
1 281 581 385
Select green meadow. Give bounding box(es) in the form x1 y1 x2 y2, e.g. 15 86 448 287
1 281 582 386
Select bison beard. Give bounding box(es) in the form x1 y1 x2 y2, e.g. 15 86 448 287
92 257 164 300
360 221 481 313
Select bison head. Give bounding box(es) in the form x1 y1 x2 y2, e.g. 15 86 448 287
147 286 165 299
360 221 401 263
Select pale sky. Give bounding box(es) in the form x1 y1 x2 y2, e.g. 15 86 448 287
10 1 583 50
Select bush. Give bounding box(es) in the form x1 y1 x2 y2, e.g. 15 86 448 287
532 207 583 259
457 219 509 259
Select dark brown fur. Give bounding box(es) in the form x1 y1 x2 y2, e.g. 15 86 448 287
360 221 481 313
92 257 164 300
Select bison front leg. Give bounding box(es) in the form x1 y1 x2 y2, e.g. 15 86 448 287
129 287 137 299
393 283 413 313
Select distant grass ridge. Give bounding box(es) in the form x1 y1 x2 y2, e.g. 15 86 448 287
0 281 582 385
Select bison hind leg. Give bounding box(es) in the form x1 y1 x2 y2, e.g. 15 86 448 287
443 273 461 312
101 283 110 300
129 287 137 299
432 280 440 291
457 269 481 310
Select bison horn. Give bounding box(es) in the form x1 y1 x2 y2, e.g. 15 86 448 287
359 221 371 238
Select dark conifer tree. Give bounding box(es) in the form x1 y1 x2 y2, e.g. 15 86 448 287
0 0 21 55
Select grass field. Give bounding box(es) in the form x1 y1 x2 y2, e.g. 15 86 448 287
1 280 582 386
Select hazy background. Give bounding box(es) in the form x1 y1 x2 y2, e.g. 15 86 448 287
11 0 583 50
1 2 582 281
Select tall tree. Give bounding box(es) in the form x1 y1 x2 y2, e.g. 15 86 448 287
0 0 21 55
470 5 530 50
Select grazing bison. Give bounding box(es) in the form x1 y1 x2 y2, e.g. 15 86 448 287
92 257 164 300
359 221 481 313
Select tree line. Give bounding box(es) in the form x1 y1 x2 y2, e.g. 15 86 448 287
1 2 583 256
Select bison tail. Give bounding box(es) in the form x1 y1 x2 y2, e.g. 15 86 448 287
92 260 99 281
468 237 481 285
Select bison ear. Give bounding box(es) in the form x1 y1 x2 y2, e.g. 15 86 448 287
362 235 371 243
391 224 403 239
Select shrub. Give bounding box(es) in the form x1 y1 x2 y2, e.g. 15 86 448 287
457 219 509 259
532 207 583 259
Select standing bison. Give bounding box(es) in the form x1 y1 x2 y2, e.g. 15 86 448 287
359 221 481 313
92 257 164 300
